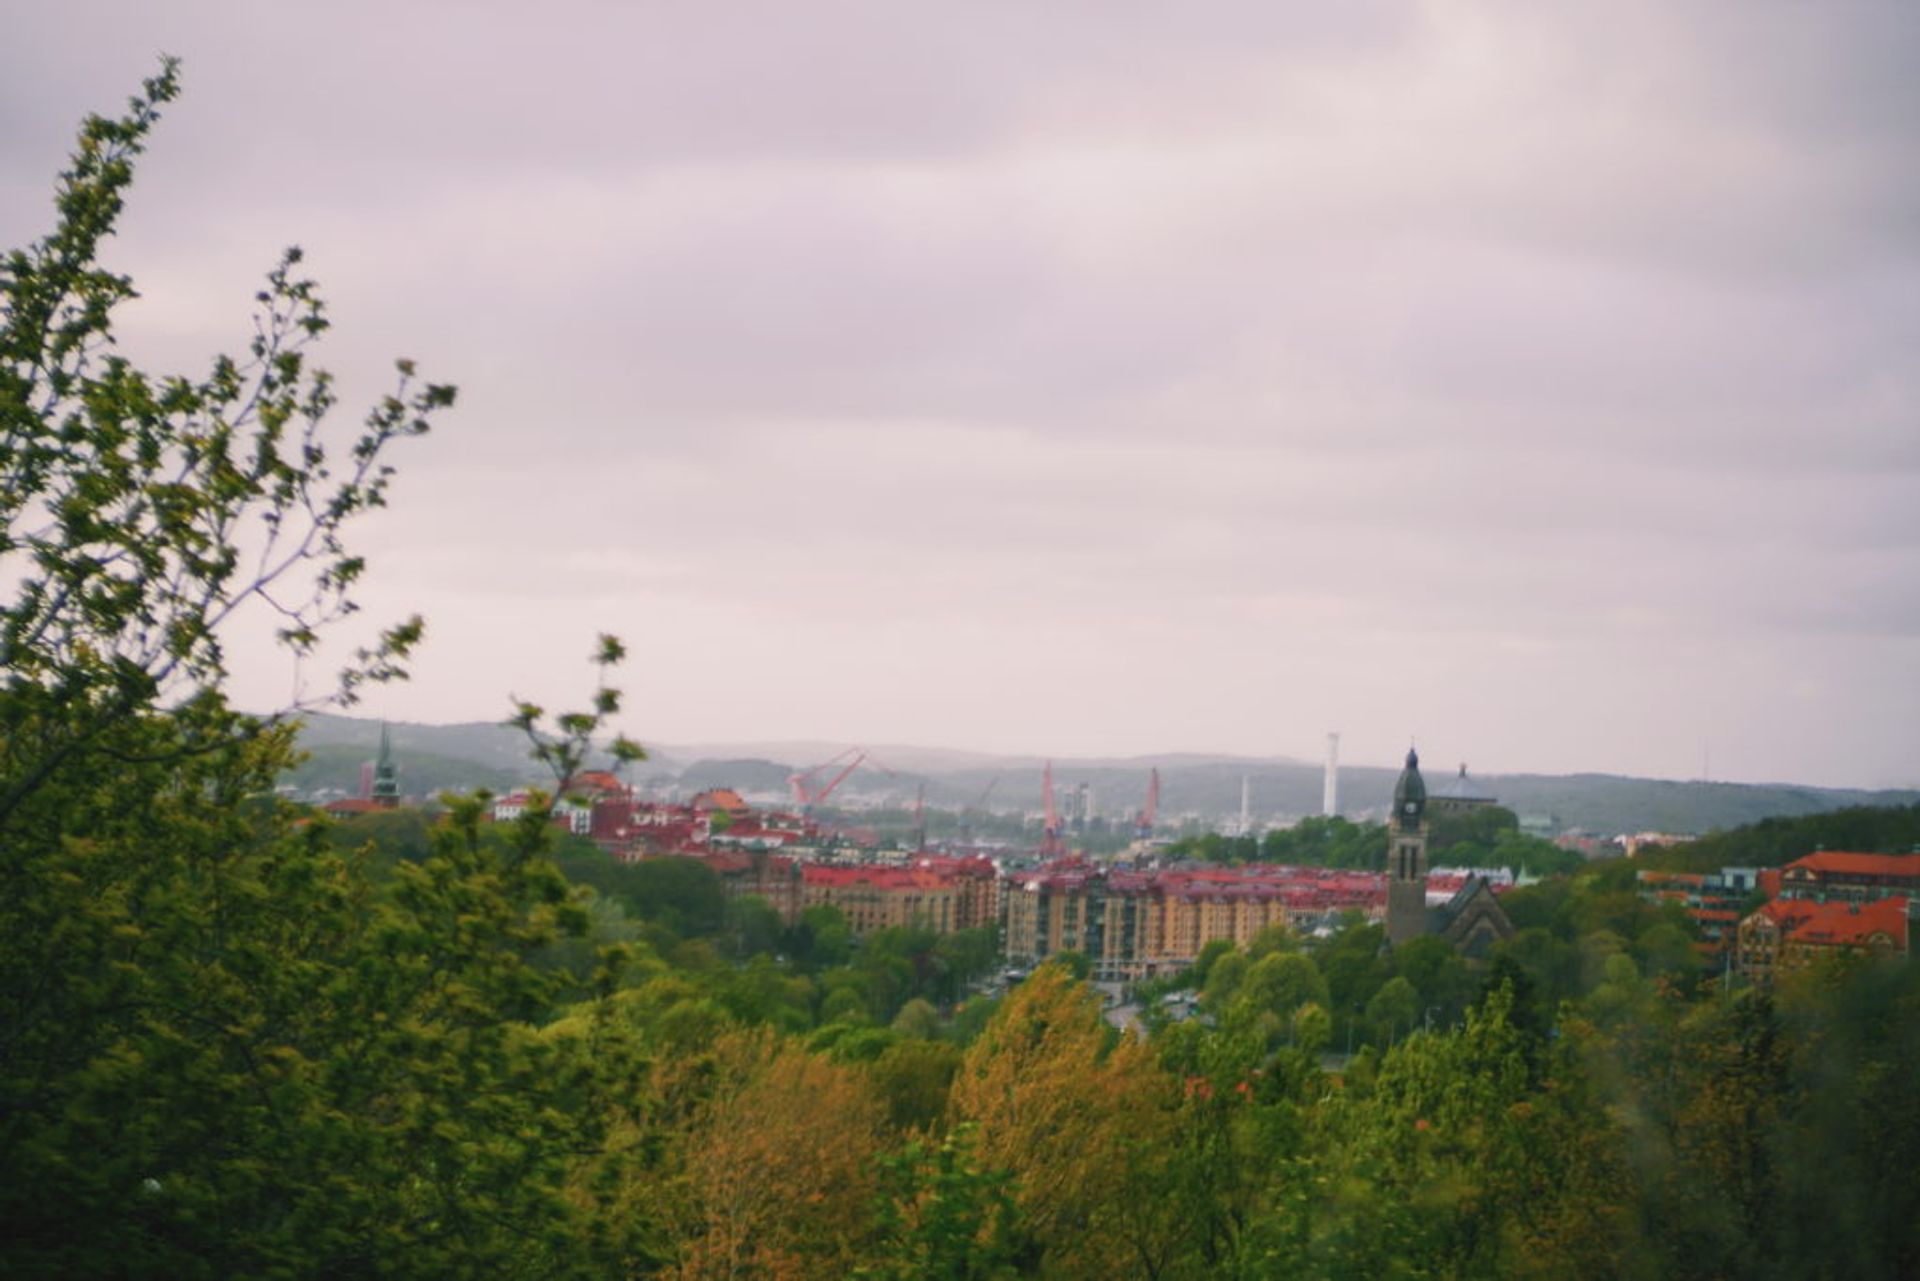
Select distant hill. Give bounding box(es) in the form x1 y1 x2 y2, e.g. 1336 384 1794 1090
678 758 801 797
1637 803 1920 873
281 744 524 802
284 712 680 801
280 714 1919 837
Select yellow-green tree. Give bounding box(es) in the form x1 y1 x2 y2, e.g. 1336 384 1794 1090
666 1031 887 1279
949 963 1186 1277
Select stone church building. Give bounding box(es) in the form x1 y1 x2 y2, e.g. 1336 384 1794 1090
1385 747 1514 957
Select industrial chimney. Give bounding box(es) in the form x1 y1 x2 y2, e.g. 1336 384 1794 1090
1323 732 1340 817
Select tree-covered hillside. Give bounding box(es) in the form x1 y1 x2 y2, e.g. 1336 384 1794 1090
1638 803 1920 873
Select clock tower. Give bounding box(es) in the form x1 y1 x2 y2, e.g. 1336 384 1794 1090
1386 746 1429 946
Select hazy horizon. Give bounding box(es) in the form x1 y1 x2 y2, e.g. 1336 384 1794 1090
6 3 1916 791
297 707 1920 797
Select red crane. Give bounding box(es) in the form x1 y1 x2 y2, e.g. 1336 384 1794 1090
1135 767 1160 841
1040 761 1065 857
789 749 866 812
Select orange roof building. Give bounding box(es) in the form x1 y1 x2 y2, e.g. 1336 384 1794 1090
799 858 1000 936
1778 851 1920 904
689 788 751 818
1737 895 1913 987
322 797 387 818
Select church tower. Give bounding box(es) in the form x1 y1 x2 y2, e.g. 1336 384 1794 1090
370 723 401 809
1385 746 1429 947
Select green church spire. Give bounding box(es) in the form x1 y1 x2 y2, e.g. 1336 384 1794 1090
371 723 400 808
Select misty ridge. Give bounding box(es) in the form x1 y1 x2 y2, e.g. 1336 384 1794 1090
287 712 1919 836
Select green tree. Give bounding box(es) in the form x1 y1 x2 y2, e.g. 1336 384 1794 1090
1428 803 1520 855
892 997 943 1040
1260 816 1386 869
0 70 652 1276
1391 933 1475 1028
1201 949 1251 1011
1324 985 1637 1276
1 61 446 832
728 893 786 957
932 926 1001 1003
1365 976 1420 1045
869 1038 964 1133
1312 917 1389 1046
1048 948 1092 981
1233 951 1330 1034
618 855 727 937
786 902 853 971
1188 937 1238 989
862 1125 1022 1279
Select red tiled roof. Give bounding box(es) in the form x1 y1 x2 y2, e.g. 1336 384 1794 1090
1756 896 1910 948
1785 851 1920 880
803 864 955 891
1017 862 1390 906
323 798 384 815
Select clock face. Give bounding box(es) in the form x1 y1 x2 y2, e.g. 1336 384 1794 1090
1403 801 1418 814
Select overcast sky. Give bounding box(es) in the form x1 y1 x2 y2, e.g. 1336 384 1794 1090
5 2 1917 787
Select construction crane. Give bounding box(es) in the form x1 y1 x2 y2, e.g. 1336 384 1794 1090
789 748 857 808
1134 767 1160 841
1040 761 1065 858
958 778 997 846
789 749 866 814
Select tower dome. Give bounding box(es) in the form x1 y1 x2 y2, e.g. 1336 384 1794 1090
1392 746 1426 825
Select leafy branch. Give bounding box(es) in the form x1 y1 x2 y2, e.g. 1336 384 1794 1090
507 632 647 809
0 58 452 826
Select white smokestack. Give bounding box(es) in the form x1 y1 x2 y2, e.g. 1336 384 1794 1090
1240 774 1250 832
1323 732 1340 817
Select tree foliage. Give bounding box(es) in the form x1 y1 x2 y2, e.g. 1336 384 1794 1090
1 60 451 833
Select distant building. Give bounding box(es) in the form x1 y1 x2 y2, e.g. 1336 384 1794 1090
822 864 959 935
1737 896 1913 987
690 788 751 820
1621 832 1690 857
1775 850 1920 904
1637 866 1762 959
491 791 536 823
322 797 387 819
1003 861 1386 981
1426 878 1515 959
1429 763 1498 815
488 789 590 834
676 850 997 937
